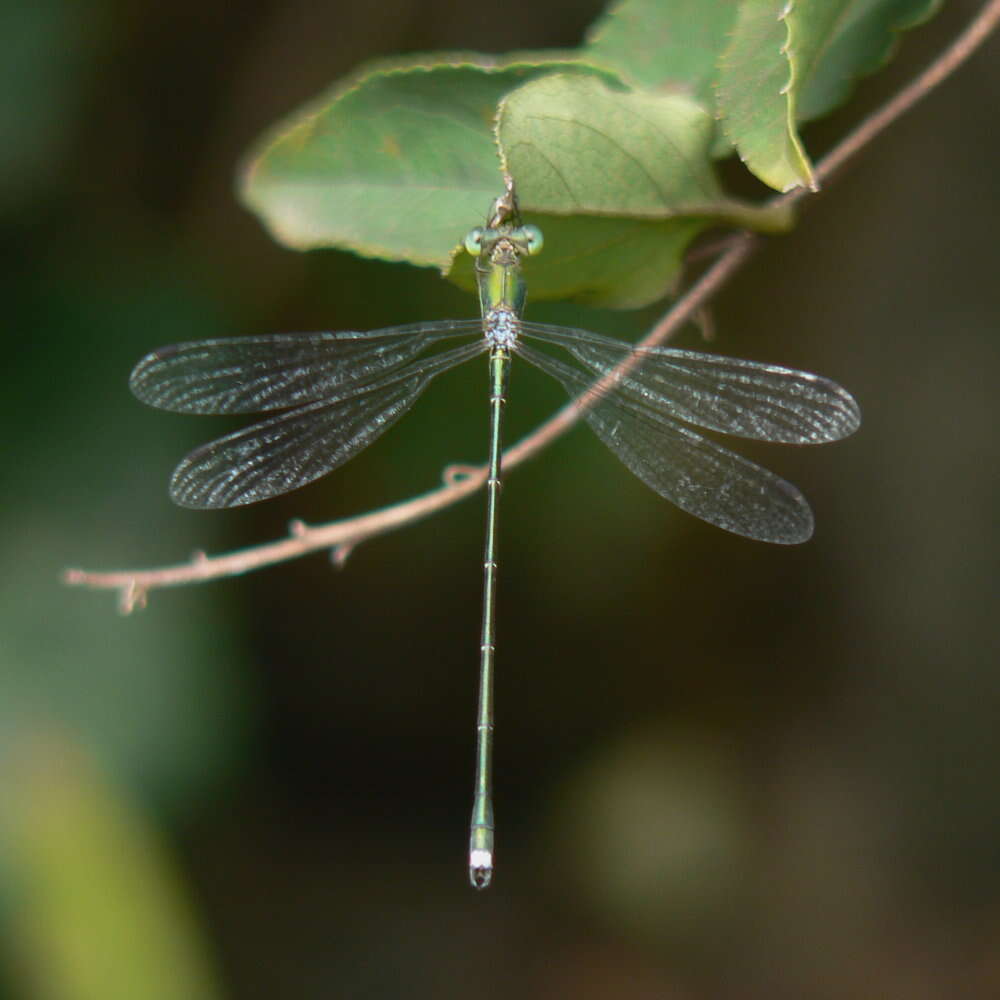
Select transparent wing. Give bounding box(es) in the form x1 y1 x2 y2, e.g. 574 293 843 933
519 322 860 444
130 320 483 414
518 344 815 544
170 341 484 509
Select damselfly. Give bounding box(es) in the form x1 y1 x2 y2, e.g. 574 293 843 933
130 191 860 889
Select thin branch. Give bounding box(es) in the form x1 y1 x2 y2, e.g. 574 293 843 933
64 0 1000 611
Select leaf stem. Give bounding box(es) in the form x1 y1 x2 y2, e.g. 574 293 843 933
64 0 1000 610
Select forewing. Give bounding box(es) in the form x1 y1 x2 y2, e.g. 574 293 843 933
519 344 814 544
520 322 860 444
170 342 482 508
130 321 482 414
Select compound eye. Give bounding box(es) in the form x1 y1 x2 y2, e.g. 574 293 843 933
464 228 484 256
522 225 543 256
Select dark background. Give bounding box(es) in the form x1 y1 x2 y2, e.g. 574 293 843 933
3 1 999 997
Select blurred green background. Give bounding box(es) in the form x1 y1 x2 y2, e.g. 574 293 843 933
3 1 1000 997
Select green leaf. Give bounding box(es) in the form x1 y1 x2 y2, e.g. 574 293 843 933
583 0 738 108
498 73 724 218
497 73 792 228
586 0 943 182
794 0 944 123
717 0 943 191
240 55 612 270
717 0 816 193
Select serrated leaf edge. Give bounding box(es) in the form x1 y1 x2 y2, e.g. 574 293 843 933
781 0 818 192
716 0 816 193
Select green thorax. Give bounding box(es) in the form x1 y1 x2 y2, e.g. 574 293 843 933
464 224 543 321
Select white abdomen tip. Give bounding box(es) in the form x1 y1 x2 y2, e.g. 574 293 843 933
469 849 493 889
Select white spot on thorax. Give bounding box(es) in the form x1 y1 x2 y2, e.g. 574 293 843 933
485 308 519 349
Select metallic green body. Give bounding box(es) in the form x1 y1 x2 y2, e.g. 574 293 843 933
466 220 540 889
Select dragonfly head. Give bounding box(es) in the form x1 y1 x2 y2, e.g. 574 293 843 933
464 224 543 265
